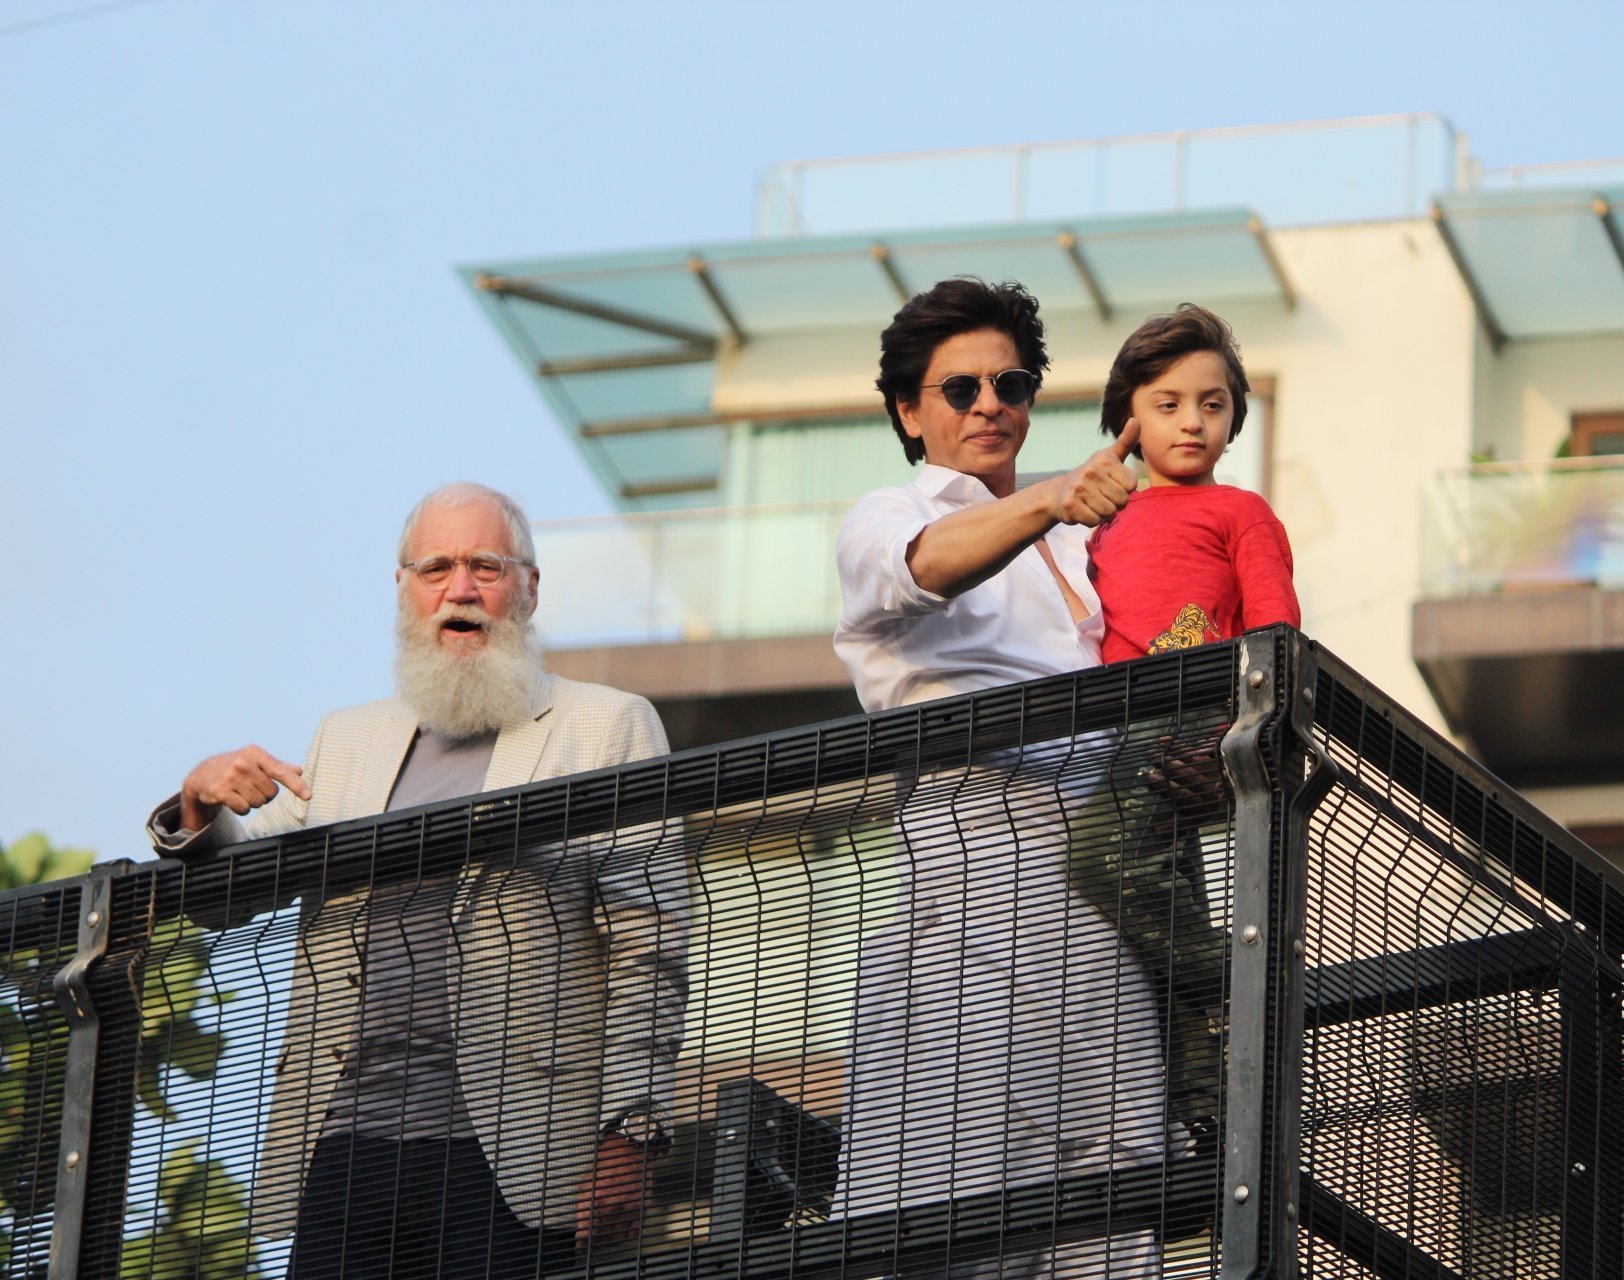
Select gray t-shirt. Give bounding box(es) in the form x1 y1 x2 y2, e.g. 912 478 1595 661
322 729 497 1140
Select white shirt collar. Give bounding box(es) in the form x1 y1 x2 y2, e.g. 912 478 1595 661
913 464 1000 506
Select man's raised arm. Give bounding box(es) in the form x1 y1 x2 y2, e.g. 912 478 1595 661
905 421 1142 598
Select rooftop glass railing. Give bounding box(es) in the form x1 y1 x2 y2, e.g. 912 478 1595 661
531 500 853 648
1420 456 1624 598
755 113 1463 237
1472 155 1624 191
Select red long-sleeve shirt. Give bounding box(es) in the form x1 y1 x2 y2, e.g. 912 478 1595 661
1087 484 1299 664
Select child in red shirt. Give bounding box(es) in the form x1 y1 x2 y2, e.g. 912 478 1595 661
1088 303 1299 662
1074 306 1295 1148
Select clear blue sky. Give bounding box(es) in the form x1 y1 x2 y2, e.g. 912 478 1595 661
3 0 1620 863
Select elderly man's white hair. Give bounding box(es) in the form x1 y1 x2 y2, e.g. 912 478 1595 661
398 482 536 587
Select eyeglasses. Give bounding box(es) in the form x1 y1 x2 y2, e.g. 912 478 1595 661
399 554 531 588
920 369 1038 412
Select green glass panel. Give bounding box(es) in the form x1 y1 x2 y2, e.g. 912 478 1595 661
622 487 720 513
1419 461 1624 596
1443 192 1624 337
1018 402 1104 474
889 240 1085 310
463 208 1293 513
727 417 907 506
495 290 694 361
528 503 852 645
553 361 713 422
1083 225 1279 308
531 519 663 644
527 262 718 334
706 253 899 332
595 424 725 487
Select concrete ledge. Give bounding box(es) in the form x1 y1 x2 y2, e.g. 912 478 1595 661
1413 586 1624 659
1413 587 1624 787
546 633 850 700
546 633 860 751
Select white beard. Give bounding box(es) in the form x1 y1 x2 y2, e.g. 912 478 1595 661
394 601 543 739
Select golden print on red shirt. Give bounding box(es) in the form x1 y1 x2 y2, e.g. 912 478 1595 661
1147 603 1222 654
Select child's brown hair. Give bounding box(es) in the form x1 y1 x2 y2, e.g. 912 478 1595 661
1101 304 1250 453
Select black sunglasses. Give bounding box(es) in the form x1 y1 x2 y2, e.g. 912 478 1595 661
920 368 1038 412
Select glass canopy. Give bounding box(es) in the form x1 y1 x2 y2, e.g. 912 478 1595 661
1433 186 1624 345
459 209 1294 509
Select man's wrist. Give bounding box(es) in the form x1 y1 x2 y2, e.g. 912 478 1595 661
603 1110 670 1155
178 795 217 835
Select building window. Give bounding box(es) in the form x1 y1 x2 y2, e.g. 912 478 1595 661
1570 412 1624 457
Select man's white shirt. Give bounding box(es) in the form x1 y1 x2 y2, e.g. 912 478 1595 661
834 464 1105 712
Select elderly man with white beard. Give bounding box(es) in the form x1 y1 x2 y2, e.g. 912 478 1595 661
148 482 687 1280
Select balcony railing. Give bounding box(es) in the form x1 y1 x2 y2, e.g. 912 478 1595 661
530 500 853 648
1471 155 1624 191
755 113 1463 238
1420 456 1624 597
3 628 1621 1278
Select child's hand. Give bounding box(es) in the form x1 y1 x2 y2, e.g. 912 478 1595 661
1049 419 1141 526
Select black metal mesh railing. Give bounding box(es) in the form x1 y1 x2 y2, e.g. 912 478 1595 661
1298 647 1624 1279
0 881 83 1278
2 628 1619 1279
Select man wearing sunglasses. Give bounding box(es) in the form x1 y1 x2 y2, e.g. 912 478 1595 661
148 482 687 1279
836 280 1142 710
833 278 1179 1279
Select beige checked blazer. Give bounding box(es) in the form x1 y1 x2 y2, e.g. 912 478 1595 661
148 673 688 1237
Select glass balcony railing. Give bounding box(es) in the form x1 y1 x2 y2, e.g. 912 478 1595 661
1420 456 1624 597
531 500 853 648
755 113 1462 238
1472 155 1624 191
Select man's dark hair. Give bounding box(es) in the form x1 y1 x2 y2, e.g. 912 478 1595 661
876 277 1050 465
1101 303 1250 454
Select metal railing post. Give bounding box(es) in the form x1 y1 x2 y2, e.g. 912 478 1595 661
1556 936 1624 1279
1220 628 1329 1280
46 861 149 1280
46 870 112 1279
1219 632 1282 1277
1274 638 1332 1279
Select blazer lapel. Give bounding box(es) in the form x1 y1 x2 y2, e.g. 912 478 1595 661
354 700 420 818
482 674 558 792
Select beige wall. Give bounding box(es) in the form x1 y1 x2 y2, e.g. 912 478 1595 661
1244 221 1477 733
1472 332 1624 461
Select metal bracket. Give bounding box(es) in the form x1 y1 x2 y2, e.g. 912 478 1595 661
48 868 116 1280
1218 629 1334 1280
710 1076 840 1241
1218 631 1281 1279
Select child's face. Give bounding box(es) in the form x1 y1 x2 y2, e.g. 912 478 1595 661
1128 350 1234 487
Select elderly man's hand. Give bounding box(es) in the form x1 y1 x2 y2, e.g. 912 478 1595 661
1048 419 1142 527
179 746 310 832
574 1131 648 1250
